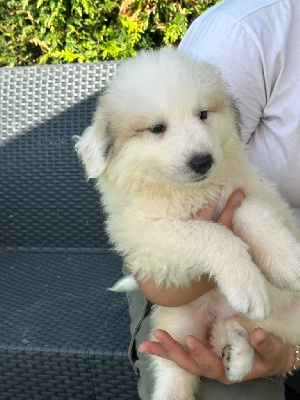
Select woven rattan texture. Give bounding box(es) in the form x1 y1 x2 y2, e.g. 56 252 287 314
0 349 139 400
0 252 139 399
0 62 119 250
0 252 127 349
0 62 140 399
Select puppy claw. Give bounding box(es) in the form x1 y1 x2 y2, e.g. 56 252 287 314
222 344 232 362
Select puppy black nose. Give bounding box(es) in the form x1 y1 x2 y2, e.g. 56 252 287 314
188 153 213 175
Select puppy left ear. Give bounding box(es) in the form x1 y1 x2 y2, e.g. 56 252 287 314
74 119 112 179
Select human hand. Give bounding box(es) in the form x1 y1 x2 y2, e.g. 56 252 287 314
139 327 295 383
196 188 245 229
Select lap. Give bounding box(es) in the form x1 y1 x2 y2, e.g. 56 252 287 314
127 289 285 400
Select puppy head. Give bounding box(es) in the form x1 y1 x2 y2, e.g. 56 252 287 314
76 48 241 188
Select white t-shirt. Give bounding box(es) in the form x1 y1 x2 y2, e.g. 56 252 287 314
179 0 300 223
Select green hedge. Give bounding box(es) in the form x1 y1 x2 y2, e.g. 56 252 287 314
0 0 219 66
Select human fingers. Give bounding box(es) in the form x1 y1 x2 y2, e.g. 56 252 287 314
185 335 233 383
140 331 238 384
139 329 188 361
216 188 245 229
185 331 290 385
139 338 170 359
196 202 217 220
195 188 245 228
249 328 294 377
139 330 204 375
153 330 203 374
148 330 230 381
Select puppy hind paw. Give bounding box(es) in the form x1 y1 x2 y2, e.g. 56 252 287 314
224 330 254 381
212 320 255 382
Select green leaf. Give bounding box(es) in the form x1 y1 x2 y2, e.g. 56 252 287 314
0 0 220 66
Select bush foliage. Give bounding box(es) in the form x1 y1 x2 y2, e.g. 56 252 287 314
0 0 219 66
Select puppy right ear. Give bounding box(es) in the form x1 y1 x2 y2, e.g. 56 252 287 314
74 120 112 179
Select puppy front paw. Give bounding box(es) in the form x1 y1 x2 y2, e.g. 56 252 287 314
211 320 255 381
220 266 270 321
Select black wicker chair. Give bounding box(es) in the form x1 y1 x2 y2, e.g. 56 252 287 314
0 62 139 400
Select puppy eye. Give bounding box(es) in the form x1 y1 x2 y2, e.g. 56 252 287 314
148 124 166 134
199 110 208 120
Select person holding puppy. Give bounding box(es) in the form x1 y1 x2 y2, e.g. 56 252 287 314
128 0 300 398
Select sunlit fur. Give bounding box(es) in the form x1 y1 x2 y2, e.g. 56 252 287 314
76 48 300 400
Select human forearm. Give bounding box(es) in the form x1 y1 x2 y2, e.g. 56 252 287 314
138 275 216 307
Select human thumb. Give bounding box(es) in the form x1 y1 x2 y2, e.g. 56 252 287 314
250 328 270 354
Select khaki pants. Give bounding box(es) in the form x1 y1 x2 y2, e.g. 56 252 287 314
127 289 286 400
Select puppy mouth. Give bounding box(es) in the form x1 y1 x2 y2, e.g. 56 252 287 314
189 174 210 183
185 171 213 184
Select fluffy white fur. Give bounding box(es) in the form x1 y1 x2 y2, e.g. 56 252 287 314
75 48 300 400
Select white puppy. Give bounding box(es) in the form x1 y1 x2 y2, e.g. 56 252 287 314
75 48 300 400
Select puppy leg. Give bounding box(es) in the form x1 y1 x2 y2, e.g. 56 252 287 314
210 319 254 382
128 217 270 321
233 198 300 291
151 357 198 400
150 303 213 400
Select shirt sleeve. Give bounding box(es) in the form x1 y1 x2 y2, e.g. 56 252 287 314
179 11 266 143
